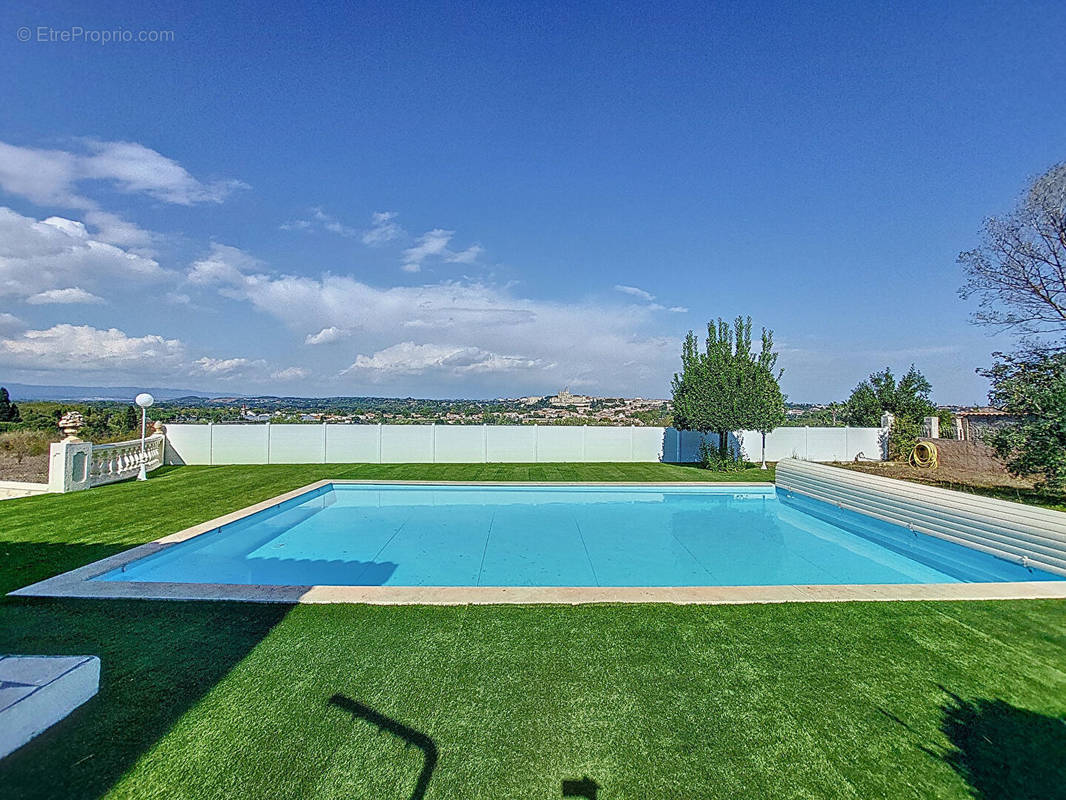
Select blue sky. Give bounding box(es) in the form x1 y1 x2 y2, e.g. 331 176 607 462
1 1 1064 403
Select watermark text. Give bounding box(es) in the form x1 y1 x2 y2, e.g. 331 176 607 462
17 26 175 44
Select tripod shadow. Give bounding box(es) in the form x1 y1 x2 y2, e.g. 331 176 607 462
328 694 438 800
562 775 599 798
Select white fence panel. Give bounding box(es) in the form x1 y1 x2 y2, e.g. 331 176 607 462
164 425 211 465
161 423 884 465
633 427 666 461
433 425 486 463
325 425 380 463
486 425 537 462
535 426 582 461
210 425 269 465
268 424 326 463
584 427 635 461
381 425 433 463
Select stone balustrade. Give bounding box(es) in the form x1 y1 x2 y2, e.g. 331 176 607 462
88 434 165 487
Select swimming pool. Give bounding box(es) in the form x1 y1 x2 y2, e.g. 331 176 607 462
93 483 1062 588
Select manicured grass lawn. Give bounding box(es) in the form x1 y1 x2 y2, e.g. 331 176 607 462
1 464 1064 799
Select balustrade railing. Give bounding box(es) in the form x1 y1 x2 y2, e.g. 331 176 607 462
88 434 165 487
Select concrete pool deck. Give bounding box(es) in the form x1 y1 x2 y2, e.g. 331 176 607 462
10 479 1066 605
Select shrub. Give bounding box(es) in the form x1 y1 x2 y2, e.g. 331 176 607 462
0 430 54 464
887 417 921 462
698 438 750 472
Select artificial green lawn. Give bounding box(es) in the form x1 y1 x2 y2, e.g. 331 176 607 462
1 464 1064 799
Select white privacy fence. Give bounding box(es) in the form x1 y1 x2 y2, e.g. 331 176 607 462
163 423 884 465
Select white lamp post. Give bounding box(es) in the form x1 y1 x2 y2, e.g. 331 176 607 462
135 392 154 480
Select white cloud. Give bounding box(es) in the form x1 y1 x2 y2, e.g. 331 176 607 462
668 306 688 313
82 210 156 252
0 313 25 336
187 243 260 286
272 366 311 381
402 229 453 272
0 138 246 208
192 356 263 376
0 207 165 300
305 326 352 345
362 211 403 245
343 342 546 378
445 244 483 264
185 245 680 394
615 285 655 301
0 324 185 373
281 208 357 237
26 287 105 305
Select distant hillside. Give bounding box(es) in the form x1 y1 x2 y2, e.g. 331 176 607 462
2 383 242 402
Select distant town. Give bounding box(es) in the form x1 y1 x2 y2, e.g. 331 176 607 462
153 387 675 427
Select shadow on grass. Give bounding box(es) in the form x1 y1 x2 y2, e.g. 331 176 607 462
0 541 129 597
328 694 438 800
0 594 292 800
562 775 599 798
937 688 1066 800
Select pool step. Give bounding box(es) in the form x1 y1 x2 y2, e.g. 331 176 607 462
0 655 100 759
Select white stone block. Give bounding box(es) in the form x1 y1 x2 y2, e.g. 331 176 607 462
0 655 100 759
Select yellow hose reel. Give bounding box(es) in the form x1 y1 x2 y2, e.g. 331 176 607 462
909 440 939 469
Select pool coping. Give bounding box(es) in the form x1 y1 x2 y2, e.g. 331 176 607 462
10 480 1066 605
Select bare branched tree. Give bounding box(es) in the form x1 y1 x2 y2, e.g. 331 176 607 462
958 163 1066 340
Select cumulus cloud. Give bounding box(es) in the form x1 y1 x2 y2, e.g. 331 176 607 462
0 322 278 386
272 366 311 381
185 244 679 393
0 313 25 336
0 207 165 300
305 326 352 345
192 356 265 376
343 342 546 378
187 243 261 286
0 324 185 373
26 287 105 305
361 211 403 245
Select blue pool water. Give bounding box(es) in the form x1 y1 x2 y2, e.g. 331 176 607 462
96 484 1063 587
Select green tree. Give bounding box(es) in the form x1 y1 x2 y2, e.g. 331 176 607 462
843 365 936 427
844 365 937 460
979 347 1066 487
746 328 786 468
0 387 19 423
672 316 783 467
123 404 139 433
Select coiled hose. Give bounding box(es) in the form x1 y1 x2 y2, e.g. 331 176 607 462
909 440 939 469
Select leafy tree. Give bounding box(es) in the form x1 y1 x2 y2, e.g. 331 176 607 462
978 347 1066 487
843 365 936 428
0 387 19 423
672 316 784 467
746 328 786 468
123 404 140 433
958 163 1066 339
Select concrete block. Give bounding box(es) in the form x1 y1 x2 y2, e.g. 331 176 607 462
0 655 100 759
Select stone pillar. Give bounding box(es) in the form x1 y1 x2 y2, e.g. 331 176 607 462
879 412 894 461
48 412 92 493
923 416 939 439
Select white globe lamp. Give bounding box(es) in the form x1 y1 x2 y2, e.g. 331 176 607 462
135 393 154 480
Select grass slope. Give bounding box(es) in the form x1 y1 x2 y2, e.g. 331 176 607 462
1 464 1064 800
